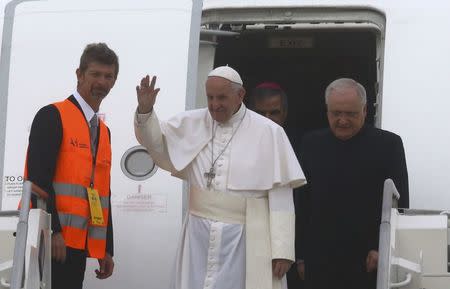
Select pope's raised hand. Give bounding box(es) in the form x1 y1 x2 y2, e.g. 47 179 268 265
136 75 160 114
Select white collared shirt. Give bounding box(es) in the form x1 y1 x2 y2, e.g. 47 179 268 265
73 91 97 126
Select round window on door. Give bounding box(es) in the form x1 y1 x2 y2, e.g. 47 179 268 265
120 146 157 181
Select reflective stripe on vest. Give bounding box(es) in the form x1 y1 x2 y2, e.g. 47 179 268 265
52 99 111 259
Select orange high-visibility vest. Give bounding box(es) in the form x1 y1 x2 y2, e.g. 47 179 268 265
50 99 111 258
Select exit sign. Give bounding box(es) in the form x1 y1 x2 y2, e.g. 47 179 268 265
269 37 314 48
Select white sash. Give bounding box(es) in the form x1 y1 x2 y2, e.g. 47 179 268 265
189 186 282 289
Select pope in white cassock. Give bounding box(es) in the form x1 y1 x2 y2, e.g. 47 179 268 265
134 66 305 289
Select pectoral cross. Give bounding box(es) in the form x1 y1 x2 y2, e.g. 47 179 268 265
204 167 216 189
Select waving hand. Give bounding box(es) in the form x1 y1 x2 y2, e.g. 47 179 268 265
136 75 160 114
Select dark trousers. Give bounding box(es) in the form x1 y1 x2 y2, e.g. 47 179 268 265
304 262 376 289
287 265 305 289
52 248 87 289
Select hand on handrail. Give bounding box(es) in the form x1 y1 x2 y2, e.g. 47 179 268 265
31 183 49 200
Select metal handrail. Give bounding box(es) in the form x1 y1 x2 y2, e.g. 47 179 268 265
200 28 239 36
9 181 48 289
9 181 31 289
390 273 412 288
376 179 400 289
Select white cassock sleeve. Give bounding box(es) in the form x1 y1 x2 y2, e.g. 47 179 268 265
134 109 183 177
268 186 295 262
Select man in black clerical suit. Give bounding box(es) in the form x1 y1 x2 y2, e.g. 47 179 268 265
250 82 288 127
296 78 409 289
249 82 304 156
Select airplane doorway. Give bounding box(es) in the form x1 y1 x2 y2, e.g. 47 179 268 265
199 9 386 287
211 29 379 288
199 7 386 146
213 28 378 143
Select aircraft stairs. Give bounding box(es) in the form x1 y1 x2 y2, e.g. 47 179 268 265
0 181 50 289
377 179 450 289
1 180 450 288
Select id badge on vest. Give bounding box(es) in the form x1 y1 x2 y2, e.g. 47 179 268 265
87 187 105 226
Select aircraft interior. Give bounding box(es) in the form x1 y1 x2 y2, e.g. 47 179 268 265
212 28 378 140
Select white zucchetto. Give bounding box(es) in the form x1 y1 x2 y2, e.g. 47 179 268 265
208 66 243 85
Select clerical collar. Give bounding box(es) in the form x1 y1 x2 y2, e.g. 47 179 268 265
334 124 368 143
221 103 246 126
